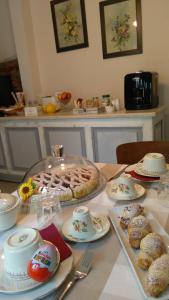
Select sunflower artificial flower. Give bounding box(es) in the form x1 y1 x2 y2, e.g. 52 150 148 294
18 181 34 202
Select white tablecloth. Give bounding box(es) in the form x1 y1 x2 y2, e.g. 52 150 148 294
0 165 168 300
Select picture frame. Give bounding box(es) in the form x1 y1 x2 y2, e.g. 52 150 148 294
99 0 143 59
50 0 89 53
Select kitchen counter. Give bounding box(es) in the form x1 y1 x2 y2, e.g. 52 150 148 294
0 106 165 182
0 106 165 120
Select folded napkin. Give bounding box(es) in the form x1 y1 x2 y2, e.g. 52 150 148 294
126 170 160 182
100 164 125 181
39 223 72 262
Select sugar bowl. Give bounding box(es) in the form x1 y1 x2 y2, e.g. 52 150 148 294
0 193 20 231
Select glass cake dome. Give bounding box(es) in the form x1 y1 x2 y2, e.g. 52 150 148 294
19 155 106 207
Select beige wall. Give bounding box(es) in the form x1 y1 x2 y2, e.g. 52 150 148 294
9 0 169 136
0 0 16 61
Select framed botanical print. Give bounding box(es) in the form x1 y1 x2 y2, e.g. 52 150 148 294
50 0 89 53
99 0 143 59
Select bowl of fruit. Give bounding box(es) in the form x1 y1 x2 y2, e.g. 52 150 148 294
56 91 72 111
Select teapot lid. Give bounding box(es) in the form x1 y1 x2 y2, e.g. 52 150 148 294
0 193 17 213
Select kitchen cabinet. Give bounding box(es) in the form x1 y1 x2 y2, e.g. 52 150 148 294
0 106 165 182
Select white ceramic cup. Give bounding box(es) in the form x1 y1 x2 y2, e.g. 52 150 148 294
116 174 137 198
112 98 120 111
4 228 44 277
105 105 115 113
69 206 98 239
142 153 167 173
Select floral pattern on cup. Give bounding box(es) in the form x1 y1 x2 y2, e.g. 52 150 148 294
92 216 103 232
72 220 88 233
111 183 130 194
111 174 137 198
70 206 101 239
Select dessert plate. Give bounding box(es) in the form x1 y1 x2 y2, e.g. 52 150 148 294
0 251 73 298
134 163 169 177
106 181 145 201
62 214 110 243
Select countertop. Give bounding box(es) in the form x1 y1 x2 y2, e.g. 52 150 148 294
0 106 166 121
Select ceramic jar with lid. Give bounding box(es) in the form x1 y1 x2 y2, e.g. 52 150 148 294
0 193 20 231
102 94 111 106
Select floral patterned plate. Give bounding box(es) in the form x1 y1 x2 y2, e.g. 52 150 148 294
106 181 145 201
62 214 110 243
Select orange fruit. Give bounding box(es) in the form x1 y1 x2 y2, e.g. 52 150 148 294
46 103 56 113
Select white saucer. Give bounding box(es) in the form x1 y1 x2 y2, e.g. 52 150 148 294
125 164 137 173
134 163 169 177
106 181 145 201
62 213 110 243
0 249 73 296
124 164 160 182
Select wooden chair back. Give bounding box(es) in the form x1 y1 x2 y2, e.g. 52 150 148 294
116 141 169 164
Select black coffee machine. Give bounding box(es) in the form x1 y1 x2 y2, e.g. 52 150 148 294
124 71 159 110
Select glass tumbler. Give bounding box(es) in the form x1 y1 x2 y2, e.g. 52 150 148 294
157 171 169 207
36 192 62 229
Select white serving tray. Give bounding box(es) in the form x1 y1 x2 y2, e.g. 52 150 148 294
109 204 169 300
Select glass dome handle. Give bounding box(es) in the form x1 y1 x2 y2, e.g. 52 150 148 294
51 144 64 157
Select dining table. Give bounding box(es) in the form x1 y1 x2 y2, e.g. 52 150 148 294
0 163 169 300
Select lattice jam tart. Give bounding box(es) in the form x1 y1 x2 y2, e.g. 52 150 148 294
32 165 99 202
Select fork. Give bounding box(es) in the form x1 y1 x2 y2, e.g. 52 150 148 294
57 250 93 300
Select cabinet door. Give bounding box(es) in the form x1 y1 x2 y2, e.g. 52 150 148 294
6 127 42 171
44 127 86 157
92 127 142 163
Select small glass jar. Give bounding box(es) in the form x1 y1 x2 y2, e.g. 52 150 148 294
93 97 100 107
102 94 111 106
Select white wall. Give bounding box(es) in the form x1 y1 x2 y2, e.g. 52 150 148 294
0 0 16 61
8 0 169 137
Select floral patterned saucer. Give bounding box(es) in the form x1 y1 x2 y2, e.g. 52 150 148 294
106 181 145 201
62 214 110 243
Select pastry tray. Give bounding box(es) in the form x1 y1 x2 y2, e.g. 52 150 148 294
109 204 169 300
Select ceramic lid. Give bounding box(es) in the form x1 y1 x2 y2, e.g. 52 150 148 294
0 193 17 214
